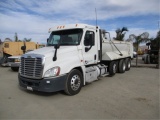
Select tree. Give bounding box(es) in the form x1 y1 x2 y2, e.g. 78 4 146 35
129 32 149 66
15 32 18 42
23 38 32 42
4 38 12 42
114 27 128 41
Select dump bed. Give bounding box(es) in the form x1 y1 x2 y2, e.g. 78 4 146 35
102 40 133 61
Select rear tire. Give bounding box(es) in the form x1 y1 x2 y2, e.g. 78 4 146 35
109 61 117 76
118 59 126 73
64 69 83 96
144 56 147 64
125 58 131 71
144 55 150 64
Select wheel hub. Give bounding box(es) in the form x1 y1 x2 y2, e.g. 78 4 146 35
128 62 130 68
71 75 81 91
123 63 126 70
113 64 117 73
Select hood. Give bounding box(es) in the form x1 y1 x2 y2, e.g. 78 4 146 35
25 46 78 58
8 55 21 59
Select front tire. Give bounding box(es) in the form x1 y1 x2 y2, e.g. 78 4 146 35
11 67 19 71
64 69 83 96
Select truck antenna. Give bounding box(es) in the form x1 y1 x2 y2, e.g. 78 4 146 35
95 8 98 27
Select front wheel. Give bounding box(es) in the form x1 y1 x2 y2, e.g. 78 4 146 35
64 69 83 96
11 67 19 71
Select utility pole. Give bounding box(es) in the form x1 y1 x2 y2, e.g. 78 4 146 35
157 20 160 69
158 20 160 31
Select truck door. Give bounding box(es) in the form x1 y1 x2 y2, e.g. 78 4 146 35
82 29 98 65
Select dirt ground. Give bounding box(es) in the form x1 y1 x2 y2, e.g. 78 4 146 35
0 65 159 119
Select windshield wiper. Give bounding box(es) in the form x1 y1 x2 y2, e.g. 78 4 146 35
60 43 71 45
47 44 54 46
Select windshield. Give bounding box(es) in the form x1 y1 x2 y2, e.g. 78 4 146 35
47 29 83 46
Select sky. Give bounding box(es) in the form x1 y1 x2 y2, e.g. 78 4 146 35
0 0 159 44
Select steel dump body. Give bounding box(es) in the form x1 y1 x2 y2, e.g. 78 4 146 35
102 40 133 61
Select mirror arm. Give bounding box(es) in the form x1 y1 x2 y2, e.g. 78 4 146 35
53 45 60 61
53 49 57 61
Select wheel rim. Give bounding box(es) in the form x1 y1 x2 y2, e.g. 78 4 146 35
70 75 81 91
128 61 131 68
113 64 117 73
123 62 126 71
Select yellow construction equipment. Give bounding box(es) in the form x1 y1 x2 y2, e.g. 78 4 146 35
0 41 45 65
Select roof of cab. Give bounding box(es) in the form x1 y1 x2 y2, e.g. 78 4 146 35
48 23 98 32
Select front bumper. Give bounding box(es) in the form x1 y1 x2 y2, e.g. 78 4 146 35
1 62 10 67
11 62 20 67
1 62 20 67
18 74 67 92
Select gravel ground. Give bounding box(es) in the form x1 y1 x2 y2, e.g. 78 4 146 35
0 66 159 119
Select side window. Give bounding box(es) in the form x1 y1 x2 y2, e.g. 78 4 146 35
84 31 95 46
4 43 9 48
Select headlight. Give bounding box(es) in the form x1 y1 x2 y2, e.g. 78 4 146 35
15 58 21 62
44 66 60 77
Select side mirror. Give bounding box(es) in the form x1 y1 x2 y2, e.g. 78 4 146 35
21 46 26 54
54 44 60 49
21 46 26 51
47 38 49 43
146 42 151 46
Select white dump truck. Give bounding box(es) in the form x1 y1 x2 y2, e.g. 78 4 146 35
18 24 133 95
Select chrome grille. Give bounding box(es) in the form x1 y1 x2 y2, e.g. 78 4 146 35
20 57 43 79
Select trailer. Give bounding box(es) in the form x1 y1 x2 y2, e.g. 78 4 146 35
18 24 133 95
143 39 159 64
